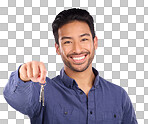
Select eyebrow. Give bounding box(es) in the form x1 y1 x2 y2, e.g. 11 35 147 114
61 36 72 41
80 33 90 37
60 33 90 41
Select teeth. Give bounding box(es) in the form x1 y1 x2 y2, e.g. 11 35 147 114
72 56 85 60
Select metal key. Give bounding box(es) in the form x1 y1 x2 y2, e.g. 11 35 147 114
39 82 46 106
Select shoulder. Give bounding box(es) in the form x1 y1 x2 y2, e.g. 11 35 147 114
99 76 124 90
98 76 131 110
99 76 127 98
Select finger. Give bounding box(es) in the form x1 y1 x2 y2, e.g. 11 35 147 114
32 61 39 79
39 62 47 84
27 62 33 79
19 64 29 81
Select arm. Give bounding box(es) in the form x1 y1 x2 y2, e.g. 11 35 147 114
3 65 41 118
121 89 138 124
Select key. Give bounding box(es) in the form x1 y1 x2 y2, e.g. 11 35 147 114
39 82 46 106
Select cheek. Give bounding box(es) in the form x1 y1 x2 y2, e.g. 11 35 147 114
60 47 70 57
85 43 93 51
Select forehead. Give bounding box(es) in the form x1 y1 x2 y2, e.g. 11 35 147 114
58 21 91 37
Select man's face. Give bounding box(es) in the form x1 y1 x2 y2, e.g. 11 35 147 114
55 21 98 72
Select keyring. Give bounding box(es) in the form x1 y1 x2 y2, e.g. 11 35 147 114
39 81 47 86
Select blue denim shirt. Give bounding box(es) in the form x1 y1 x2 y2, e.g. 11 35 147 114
3 65 138 124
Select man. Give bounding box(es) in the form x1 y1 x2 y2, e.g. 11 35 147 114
3 8 137 124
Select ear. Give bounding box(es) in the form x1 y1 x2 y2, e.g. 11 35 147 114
93 36 98 50
55 43 61 55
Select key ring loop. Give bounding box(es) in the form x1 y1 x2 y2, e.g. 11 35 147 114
39 81 47 86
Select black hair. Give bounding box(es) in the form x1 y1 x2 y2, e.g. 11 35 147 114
52 8 95 45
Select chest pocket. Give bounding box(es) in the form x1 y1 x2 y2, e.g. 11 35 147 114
53 104 80 124
102 111 122 124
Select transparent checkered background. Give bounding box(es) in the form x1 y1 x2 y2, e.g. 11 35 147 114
0 0 148 124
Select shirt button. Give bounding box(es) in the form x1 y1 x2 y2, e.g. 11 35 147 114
90 111 93 114
64 112 68 115
80 91 83 95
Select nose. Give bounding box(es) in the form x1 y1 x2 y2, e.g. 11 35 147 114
72 42 82 54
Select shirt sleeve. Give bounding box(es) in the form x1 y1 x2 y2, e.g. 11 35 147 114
3 64 42 118
121 88 138 124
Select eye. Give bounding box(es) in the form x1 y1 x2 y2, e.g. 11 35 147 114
81 38 88 41
64 41 71 44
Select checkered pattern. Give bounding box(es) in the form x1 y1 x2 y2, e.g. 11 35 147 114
0 0 148 123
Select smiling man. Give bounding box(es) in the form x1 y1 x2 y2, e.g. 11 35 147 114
3 8 137 124
55 20 98 96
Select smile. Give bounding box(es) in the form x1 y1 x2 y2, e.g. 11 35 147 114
70 54 88 63
73 56 85 60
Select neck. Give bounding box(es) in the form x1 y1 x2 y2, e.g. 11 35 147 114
64 64 95 88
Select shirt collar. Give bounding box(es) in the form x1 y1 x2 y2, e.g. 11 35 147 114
60 67 100 88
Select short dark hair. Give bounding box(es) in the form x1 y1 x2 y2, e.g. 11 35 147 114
52 8 95 45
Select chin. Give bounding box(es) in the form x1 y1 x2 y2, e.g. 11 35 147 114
70 64 90 72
